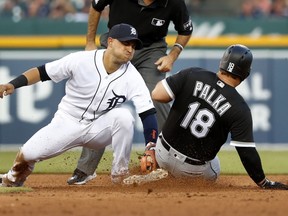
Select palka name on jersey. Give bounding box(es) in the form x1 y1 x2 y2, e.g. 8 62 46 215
193 81 231 116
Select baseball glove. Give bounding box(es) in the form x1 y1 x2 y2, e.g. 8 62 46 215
139 142 158 174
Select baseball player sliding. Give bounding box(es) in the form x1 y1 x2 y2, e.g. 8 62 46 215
125 44 288 190
0 23 158 187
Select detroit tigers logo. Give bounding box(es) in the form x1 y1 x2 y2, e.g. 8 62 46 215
130 27 137 36
105 90 126 111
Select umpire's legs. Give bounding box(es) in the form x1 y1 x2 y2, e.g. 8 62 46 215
132 41 170 131
76 147 105 175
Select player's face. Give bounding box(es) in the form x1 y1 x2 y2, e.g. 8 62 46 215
110 39 135 63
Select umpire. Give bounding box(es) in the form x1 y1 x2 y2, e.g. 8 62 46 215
67 0 193 185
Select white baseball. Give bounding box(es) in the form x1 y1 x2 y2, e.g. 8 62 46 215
3 91 7 96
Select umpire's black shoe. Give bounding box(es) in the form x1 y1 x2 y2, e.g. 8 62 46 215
67 169 96 185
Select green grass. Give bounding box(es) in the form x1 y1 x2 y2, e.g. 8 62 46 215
0 187 33 193
0 149 287 175
217 150 288 174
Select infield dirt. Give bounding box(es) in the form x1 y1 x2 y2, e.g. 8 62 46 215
0 173 288 216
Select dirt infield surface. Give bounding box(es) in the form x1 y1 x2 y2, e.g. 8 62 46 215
0 174 288 216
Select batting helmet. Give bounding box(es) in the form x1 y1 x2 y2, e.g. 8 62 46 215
219 44 253 81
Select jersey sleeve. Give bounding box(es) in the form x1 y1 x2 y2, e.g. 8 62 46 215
45 52 79 83
92 0 111 12
165 69 189 97
170 0 193 35
229 104 256 147
162 79 175 100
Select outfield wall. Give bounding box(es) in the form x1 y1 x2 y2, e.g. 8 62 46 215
0 49 288 146
1 18 288 49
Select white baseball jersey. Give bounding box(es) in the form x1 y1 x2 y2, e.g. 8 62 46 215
45 49 154 121
11 49 155 183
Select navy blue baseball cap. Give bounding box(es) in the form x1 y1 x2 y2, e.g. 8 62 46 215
108 23 143 50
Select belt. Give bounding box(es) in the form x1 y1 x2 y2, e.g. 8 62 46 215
160 138 206 166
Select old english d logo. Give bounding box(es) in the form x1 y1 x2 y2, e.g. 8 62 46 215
151 18 165 26
130 26 137 36
105 90 126 111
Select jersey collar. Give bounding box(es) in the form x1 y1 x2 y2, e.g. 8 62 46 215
132 0 168 8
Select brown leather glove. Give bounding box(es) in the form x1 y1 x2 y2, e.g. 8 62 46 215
140 142 158 174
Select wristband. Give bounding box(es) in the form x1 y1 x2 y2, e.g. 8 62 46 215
173 43 184 51
9 75 28 89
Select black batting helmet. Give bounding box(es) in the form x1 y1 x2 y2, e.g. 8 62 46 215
219 44 253 81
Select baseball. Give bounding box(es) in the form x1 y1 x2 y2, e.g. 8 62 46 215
3 91 7 96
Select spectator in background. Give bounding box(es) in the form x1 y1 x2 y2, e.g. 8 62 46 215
240 0 259 18
240 0 271 18
2 0 287 20
254 0 272 16
67 0 90 22
49 0 75 19
270 0 288 17
26 0 50 18
240 0 288 18
185 0 205 15
0 0 16 17
0 0 25 20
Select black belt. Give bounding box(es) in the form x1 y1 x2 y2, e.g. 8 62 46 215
160 138 206 166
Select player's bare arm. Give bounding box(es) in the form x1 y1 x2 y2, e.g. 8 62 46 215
0 67 40 98
151 81 172 103
85 6 102 51
155 35 191 72
23 68 42 85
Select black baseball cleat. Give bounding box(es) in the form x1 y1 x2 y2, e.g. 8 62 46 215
67 169 96 185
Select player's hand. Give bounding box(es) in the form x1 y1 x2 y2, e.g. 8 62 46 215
139 142 158 174
155 55 173 73
0 84 15 99
258 178 288 190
